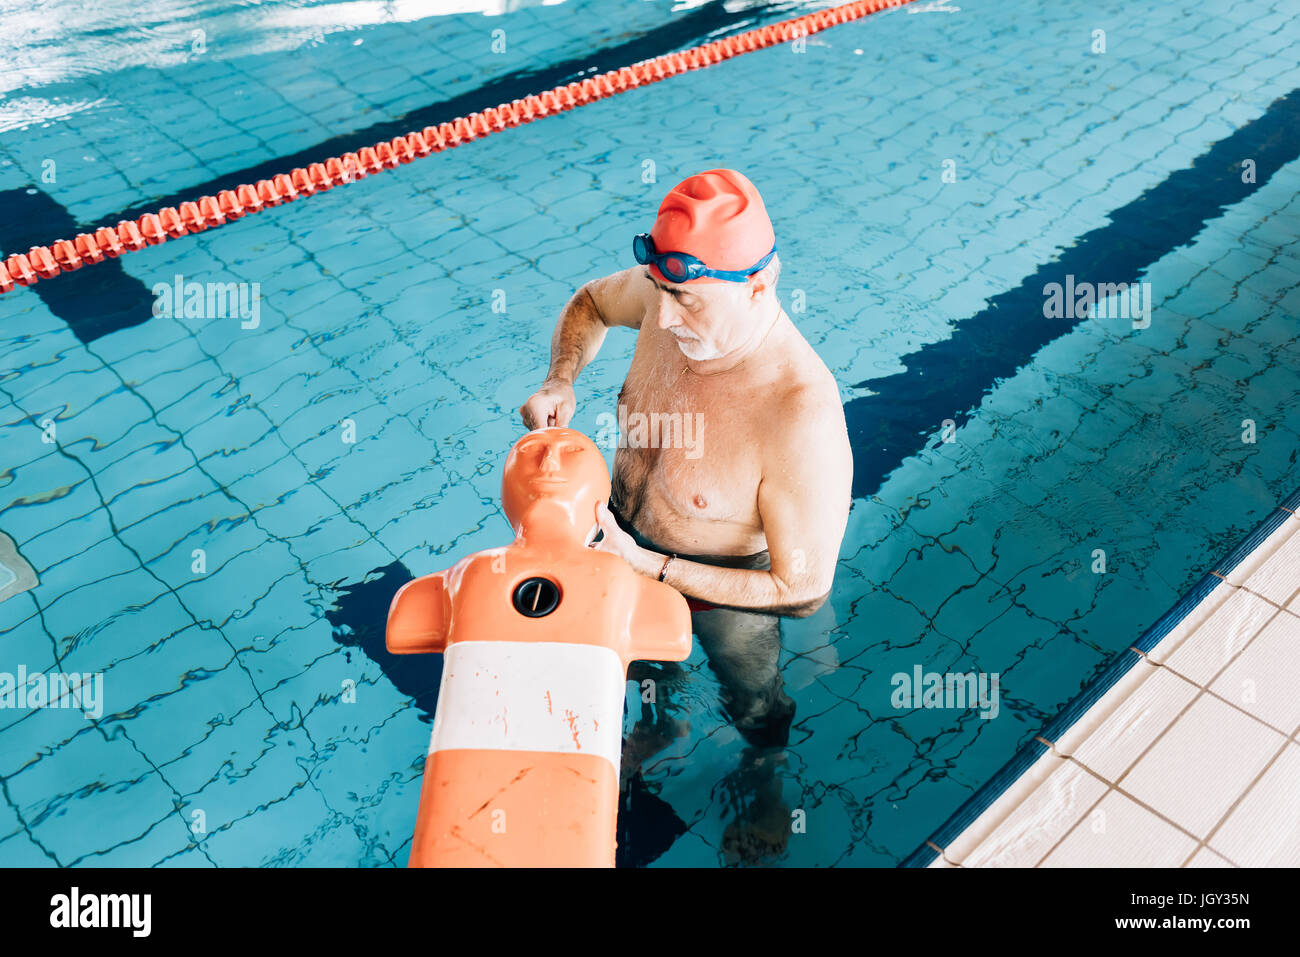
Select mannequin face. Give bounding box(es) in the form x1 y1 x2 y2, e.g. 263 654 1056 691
501 428 611 534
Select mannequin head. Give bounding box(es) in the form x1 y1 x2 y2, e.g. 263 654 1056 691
501 428 611 541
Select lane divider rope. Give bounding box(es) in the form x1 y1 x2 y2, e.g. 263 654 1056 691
0 0 913 296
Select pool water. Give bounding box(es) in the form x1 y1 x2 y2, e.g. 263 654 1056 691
0 0 1297 866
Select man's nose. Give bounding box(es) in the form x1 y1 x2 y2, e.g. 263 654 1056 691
655 295 679 330
539 444 562 472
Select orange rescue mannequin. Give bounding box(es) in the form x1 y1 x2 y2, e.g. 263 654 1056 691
387 427 692 867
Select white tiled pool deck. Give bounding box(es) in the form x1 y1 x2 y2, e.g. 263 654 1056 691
926 496 1300 868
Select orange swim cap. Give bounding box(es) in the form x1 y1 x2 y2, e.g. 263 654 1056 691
647 169 776 285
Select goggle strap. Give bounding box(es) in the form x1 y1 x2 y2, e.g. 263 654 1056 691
633 235 777 282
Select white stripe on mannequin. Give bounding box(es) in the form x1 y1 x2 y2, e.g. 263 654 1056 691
428 641 626 770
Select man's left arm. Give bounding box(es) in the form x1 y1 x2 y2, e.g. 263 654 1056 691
745 392 853 616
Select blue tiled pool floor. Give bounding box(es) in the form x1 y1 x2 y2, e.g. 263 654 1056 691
0 0 1297 866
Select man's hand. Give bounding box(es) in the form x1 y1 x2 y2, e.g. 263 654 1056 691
521 271 646 431
589 502 660 577
520 378 576 430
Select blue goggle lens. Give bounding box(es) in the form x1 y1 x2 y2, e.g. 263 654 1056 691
660 255 690 282
633 234 652 264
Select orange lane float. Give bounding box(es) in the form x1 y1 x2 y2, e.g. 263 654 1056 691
0 0 916 297
386 427 692 867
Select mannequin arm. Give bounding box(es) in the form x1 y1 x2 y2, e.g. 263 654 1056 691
627 577 693 663
386 572 451 654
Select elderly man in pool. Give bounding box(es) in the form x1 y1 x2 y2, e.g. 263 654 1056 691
520 169 851 858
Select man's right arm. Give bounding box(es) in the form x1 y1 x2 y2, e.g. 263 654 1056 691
520 268 645 429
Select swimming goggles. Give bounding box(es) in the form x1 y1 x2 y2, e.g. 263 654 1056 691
633 233 777 284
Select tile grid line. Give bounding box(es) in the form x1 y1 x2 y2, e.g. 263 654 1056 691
1032 665 1300 868
900 484 1300 866
1039 583 1300 866
949 612 1297 869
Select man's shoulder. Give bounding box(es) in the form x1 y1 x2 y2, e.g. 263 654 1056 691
772 353 843 420
588 267 650 330
760 369 846 461
753 326 852 486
